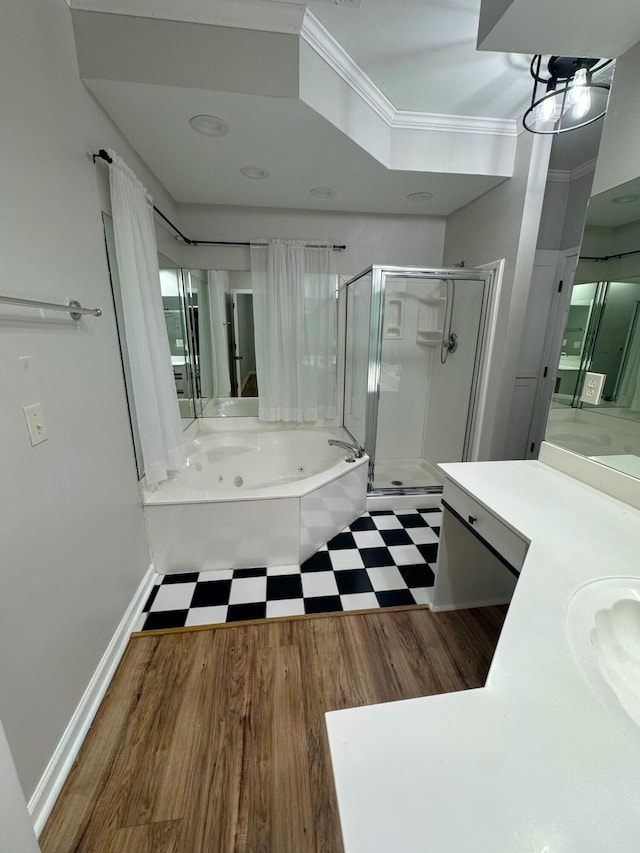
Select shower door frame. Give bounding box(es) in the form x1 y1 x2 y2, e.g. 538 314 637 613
343 264 493 494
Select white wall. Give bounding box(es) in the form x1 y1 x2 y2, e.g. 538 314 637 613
561 170 595 249
1 0 157 801
537 179 570 251
175 204 446 274
592 38 640 197
537 169 594 252
443 131 553 459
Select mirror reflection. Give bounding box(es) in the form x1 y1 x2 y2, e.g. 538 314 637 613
545 176 640 477
159 261 196 426
104 217 341 484
163 268 262 419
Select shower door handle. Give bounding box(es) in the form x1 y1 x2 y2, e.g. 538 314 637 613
232 355 243 360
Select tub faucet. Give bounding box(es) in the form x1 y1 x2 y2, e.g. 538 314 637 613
328 439 364 463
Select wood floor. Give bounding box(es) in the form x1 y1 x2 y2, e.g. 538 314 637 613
40 605 507 853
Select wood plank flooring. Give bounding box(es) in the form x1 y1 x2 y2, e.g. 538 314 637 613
40 605 507 853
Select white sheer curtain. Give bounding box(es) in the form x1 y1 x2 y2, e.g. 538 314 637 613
108 150 185 484
251 239 337 422
208 270 231 399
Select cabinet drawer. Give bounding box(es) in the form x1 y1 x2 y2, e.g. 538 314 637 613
442 479 528 573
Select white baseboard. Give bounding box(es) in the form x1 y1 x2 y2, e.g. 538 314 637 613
28 564 158 836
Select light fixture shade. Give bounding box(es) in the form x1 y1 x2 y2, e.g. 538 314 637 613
523 56 613 135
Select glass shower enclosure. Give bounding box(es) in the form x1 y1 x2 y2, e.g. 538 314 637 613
343 265 492 492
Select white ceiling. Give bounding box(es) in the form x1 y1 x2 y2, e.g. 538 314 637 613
86 80 503 213
71 0 614 214
307 0 532 117
586 176 640 229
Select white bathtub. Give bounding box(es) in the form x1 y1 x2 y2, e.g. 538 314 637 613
143 427 368 573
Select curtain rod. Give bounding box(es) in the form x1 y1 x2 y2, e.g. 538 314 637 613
93 150 346 251
581 248 640 262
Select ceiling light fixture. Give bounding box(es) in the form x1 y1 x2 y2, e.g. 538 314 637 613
240 166 271 179
407 192 434 202
310 187 335 198
523 56 613 135
612 194 640 205
189 114 230 137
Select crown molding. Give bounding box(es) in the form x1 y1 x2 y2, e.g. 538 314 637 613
300 10 517 137
548 158 597 184
547 169 571 183
393 109 517 136
300 10 396 124
571 158 597 181
73 3 519 140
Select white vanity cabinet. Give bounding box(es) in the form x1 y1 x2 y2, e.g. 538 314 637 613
427 475 529 611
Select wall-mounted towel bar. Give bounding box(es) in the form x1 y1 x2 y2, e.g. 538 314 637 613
0 295 102 320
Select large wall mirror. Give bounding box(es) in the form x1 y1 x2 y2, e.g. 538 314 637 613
545 176 640 479
103 213 266 475
179 270 259 419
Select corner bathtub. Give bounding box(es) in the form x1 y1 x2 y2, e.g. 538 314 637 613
143 428 368 573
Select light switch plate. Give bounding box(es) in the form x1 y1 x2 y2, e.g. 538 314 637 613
580 372 606 405
23 403 48 446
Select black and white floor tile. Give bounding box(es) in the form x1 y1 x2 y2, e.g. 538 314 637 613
135 508 442 632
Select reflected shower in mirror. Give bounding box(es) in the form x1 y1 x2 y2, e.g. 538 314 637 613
545 175 640 478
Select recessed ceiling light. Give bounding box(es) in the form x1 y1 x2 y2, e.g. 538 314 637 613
310 187 336 198
612 193 640 204
189 114 230 137
407 192 434 202
240 166 271 179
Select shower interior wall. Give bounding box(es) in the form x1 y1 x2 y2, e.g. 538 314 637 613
376 276 479 468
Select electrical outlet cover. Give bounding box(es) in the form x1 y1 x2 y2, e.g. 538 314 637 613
23 403 48 446
579 372 606 405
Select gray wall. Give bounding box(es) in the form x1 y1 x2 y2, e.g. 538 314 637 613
593 38 640 197
176 204 447 274
443 131 552 459
537 170 594 253
1 0 158 798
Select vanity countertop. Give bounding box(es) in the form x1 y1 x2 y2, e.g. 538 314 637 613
326 458 640 852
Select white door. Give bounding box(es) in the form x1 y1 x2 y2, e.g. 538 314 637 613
231 289 255 395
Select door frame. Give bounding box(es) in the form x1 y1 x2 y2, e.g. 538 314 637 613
231 288 252 395
525 247 580 457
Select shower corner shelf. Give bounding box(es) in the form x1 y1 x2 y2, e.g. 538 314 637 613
416 329 442 346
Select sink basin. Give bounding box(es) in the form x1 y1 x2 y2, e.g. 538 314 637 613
566 577 640 727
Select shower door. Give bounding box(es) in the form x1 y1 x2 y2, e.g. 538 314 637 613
343 266 490 492
343 269 373 450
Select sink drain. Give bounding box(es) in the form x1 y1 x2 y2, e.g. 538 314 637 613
391 480 404 486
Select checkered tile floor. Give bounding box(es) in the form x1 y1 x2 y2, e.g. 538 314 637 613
135 508 441 632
